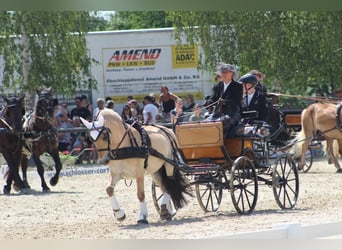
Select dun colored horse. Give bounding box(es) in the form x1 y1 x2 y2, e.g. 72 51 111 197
292 102 342 173
0 94 26 194
20 87 63 191
80 109 192 224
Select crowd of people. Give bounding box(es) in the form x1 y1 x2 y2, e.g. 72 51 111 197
52 63 270 163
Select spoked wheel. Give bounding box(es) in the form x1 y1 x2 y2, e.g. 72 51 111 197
151 181 177 217
230 156 258 215
298 148 313 173
272 153 299 209
195 173 223 212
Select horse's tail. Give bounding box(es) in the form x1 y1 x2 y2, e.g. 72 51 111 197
158 165 193 209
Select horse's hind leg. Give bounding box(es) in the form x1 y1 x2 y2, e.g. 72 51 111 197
151 172 173 221
335 139 342 173
136 177 148 224
106 173 125 221
326 139 342 172
49 149 62 186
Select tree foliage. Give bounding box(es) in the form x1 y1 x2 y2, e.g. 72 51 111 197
169 11 342 104
107 11 172 30
0 11 97 95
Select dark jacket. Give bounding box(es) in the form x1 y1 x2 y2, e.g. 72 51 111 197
208 80 243 117
241 90 268 121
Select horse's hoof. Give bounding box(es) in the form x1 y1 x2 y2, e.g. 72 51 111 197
42 188 51 193
3 186 11 196
137 219 148 224
337 169 342 173
50 177 59 186
160 204 172 221
116 214 126 222
12 184 21 192
113 209 126 221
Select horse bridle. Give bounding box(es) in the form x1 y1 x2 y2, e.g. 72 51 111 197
34 92 54 122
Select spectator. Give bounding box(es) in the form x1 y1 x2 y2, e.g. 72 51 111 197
70 96 92 122
55 101 72 152
127 99 139 119
142 95 159 125
105 100 115 111
93 98 105 120
127 95 142 116
80 94 93 118
170 98 187 126
121 104 133 122
158 85 180 121
149 92 160 109
189 104 204 122
182 94 196 112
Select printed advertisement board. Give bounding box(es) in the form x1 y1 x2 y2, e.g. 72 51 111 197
102 44 203 103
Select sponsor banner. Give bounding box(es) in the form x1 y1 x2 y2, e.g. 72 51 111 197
0 165 109 180
102 45 203 102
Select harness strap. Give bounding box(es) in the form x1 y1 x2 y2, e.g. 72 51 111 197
336 103 342 129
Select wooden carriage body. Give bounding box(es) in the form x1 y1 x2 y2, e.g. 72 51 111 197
175 121 253 165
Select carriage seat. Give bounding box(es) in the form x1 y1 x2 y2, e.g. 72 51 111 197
175 121 224 149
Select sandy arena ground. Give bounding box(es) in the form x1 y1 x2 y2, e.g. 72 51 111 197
0 157 341 239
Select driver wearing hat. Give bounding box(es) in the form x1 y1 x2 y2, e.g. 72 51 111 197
206 63 243 138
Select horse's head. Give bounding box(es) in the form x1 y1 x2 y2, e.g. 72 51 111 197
36 86 55 122
80 115 111 160
2 94 25 133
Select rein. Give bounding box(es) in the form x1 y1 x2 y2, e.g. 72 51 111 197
0 117 14 133
267 92 341 104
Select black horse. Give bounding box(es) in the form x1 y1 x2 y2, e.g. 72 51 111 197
0 94 26 194
20 87 62 192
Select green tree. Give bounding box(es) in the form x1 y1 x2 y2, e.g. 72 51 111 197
107 11 173 30
0 11 97 97
170 11 342 106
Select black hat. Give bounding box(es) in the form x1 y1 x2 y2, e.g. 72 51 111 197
238 73 258 85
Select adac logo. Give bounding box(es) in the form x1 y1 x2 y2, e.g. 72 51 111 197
107 48 162 68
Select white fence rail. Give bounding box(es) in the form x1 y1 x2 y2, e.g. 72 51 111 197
207 221 342 239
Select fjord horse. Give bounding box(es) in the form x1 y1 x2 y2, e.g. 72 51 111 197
292 102 342 173
0 94 26 194
80 109 192 224
20 87 62 191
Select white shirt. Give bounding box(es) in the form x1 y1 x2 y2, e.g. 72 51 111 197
222 81 231 94
143 103 159 124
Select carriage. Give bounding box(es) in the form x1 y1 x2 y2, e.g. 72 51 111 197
151 114 300 216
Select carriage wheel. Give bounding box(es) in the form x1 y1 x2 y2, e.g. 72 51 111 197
272 154 299 209
151 181 177 217
298 148 313 173
230 156 258 215
195 174 223 212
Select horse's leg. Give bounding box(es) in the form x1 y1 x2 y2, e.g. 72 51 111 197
325 139 342 172
2 154 25 195
337 139 342 173
106 173 125 221
48 148 62 186
20 154 31 189
136 176 148 224
32 153 50 192
151 172 172 221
